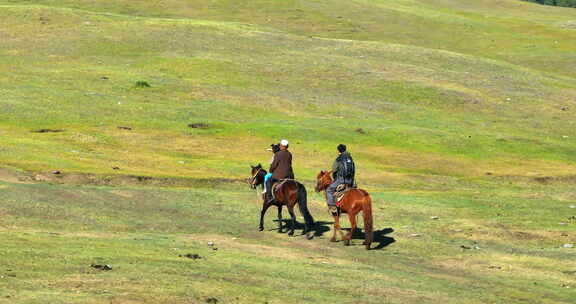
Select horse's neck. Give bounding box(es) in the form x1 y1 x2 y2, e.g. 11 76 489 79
325 177 333 189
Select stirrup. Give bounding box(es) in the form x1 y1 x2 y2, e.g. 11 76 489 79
328 206 338 216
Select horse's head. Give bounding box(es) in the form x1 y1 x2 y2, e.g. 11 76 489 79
249 164 266 189
315 170 333 192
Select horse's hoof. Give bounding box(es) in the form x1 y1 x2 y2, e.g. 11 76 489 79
330 238 337 242
277 229 283 233
306 233 314 240
365 245 371 250
258 227 264 231
288 232 294 236
344 240 351 246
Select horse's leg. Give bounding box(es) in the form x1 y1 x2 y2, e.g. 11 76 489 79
330 215 340 242
301 212 308 236
259 201 271 231
277 205 283 233
287 206 296 236
344 212 357 246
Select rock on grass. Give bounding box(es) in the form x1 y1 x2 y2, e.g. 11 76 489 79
188 123 210 129
90 264 112 271
180 253 202 259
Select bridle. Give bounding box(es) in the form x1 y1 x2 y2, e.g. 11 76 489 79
250 167 263 188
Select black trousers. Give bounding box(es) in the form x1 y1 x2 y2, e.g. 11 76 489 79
265 178 277 199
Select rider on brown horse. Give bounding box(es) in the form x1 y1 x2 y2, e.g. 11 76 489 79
250 139 315 238
265 139 294 203
326 144 356 215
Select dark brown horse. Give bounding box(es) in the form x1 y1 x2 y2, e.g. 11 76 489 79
315 170 373 250
250 164 315 239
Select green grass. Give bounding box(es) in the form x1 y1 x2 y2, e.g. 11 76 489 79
0 2 575 180
0 178 574 304
1 0 576 302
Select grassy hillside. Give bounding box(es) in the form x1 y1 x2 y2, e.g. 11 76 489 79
0 0 575 303
1 1 576 181
2 0 576 77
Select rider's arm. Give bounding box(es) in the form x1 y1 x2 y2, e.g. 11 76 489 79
331 158 339 179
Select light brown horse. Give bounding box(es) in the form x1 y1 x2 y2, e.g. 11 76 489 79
315 170 373 250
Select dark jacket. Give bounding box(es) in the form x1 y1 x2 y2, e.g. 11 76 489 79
331 151 355 185
270 150 294 180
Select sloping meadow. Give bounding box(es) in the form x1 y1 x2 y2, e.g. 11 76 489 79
0 177 574 303
0 4 575 180
0 2 575 303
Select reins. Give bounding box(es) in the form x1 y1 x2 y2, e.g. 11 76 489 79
250 167 263 186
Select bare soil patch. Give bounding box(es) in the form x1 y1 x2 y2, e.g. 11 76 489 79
0 169 33 184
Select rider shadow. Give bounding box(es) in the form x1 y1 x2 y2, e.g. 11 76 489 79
345 227 396 250
272 220 333 237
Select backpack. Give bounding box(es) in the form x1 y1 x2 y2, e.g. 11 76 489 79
339 155 355 179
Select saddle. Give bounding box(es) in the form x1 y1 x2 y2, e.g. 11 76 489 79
333 184 352 207
271 179 294 200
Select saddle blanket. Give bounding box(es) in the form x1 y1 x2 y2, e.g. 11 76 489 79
334 184 352 207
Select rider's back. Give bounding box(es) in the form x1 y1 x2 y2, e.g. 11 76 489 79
270 149 294 180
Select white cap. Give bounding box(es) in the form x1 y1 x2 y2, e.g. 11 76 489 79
280 139 289 146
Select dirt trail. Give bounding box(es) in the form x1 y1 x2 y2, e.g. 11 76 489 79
0 168 33 184
0 167 245 188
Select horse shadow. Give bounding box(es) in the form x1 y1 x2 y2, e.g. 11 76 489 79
271 220 395 249
272 219 333 237
343 227 396 250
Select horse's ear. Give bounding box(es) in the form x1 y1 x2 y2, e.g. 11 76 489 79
257 163 262 168
250 164 255 169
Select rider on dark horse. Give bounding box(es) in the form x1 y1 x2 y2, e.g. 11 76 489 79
251 140 314 238
326 144 356 215
265 139 294 203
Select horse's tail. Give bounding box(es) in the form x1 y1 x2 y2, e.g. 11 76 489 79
362 192 373 250
297 184 315 226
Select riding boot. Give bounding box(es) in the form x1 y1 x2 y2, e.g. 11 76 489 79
265 178 275 203
264 187 274 203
